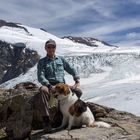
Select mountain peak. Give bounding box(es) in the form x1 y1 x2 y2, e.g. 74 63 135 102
0 19 29 33
63 36 117 48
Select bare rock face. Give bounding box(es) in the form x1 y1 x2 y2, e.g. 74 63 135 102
0 20 30 33
40 103 140 140
0 82 39 139
0 41 40 84
0 82 61 140
62 36 117 47
0 82 140 140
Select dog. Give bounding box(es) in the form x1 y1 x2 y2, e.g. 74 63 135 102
54 83 111 130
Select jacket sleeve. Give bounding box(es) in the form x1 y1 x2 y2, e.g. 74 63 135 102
37 59 49 85
61 57 80 81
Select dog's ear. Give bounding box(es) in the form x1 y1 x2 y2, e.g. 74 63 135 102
63 84 70 95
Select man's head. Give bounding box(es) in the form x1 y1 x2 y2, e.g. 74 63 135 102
45 39 56 58
45 39 56 47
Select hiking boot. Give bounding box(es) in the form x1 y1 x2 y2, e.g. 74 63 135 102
43 116 52 133
43 124 52 133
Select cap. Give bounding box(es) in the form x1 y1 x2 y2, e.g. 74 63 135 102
45 39 56 47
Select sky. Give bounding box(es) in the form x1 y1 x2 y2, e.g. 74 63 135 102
0 0 140 47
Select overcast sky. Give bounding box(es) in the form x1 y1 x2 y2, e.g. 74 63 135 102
0 0 140 47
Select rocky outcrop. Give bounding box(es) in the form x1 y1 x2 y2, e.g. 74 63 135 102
0 82 39 139
0 41 40 84
63 36 118 47
0 82 61 139
0 19 30 34
0 82 140 140
39 103 140 140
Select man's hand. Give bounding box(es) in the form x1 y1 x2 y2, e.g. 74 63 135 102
72 80 80 89
46 84 52 90
70 80 82 98
50 86 55 94
46 84 55 94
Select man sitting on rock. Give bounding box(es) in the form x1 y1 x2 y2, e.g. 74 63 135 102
37 39 82 133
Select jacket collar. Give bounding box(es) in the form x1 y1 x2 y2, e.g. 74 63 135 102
46 55 59 61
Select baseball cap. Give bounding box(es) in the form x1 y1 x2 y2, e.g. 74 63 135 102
45 39 56 47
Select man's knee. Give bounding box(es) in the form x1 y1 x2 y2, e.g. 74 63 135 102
39 86 50 101
39 86 49 93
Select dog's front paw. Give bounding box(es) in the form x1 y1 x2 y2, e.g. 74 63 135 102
66 127 71 131
66 126 72 131
56 125 65 130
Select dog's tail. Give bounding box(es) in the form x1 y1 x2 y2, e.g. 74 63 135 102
94 121 111 128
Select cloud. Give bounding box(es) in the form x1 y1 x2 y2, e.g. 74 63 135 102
0 0 140 47
0 0 95 26
126 32 140 39
79 17 140 36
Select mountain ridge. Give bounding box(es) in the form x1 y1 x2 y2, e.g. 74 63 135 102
63 36 118 48
0 19 30 34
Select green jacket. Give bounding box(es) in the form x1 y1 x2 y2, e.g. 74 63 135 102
37 55 80 85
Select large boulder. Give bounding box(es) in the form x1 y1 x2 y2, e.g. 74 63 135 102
39 103 140 140
0 82 62 140
0 82 41 139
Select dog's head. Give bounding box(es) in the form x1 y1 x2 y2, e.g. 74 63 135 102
54 83 70 100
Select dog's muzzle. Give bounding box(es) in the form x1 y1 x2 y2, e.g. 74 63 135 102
53 92 59 98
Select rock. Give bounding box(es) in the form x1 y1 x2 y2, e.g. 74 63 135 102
0 20 30 33
0 41 40 84
0 82 39 139
62 36 117 47
0 82 61 140
39 104 140 140
0 82 140 140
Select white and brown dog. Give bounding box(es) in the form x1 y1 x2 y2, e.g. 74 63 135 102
54 83 111 130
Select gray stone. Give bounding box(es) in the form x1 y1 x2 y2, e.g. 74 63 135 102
39 109 140 140
0 82 140 140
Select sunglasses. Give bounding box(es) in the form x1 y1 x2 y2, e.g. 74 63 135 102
46 45 56 49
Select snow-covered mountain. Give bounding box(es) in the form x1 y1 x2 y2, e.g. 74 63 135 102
0 20 140 116
63 36 117 48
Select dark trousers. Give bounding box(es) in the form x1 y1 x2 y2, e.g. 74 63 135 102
39 86 50 117
37 86 61 128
